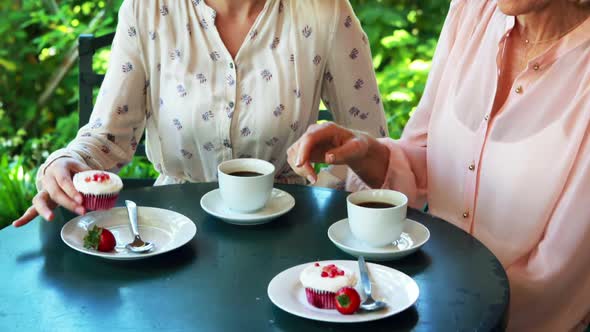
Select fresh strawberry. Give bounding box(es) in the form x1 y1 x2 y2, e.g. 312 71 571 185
335 287 361 315
83 226 116 252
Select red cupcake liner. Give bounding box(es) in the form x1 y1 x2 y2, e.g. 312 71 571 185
305 288 336 309
81 193 119 211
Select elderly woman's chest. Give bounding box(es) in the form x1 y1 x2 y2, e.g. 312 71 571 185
428 69 582 258
427 105 577 263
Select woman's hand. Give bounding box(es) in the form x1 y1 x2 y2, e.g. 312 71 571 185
12 158 91 227
287 122 390 187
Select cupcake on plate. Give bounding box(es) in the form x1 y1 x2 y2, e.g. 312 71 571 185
73 170 123 211
300 262 357 309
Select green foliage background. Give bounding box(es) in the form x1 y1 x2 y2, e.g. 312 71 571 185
0 0 448 227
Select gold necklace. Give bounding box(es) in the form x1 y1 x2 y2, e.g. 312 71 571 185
519 20 584 68
522 27 575 45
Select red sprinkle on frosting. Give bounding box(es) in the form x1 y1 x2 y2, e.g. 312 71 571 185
87 172 111 183
319 263 345 279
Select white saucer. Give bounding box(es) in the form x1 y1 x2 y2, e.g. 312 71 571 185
200 188 295 225
267 260 419 323
328 218 430 261
61 207 197 260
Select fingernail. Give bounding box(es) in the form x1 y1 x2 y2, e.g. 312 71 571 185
75 195 83 204
296 157 302 167
75 207 85 215
326 154 335 164
307 175 316 184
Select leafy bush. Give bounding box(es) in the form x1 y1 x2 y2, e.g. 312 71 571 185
354 0 448 137
0 156 36 225
118 157 160 179
0 1 119 135
0 0 448 227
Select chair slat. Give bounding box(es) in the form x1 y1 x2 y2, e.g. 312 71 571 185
92 32 116 50
318 110 334 122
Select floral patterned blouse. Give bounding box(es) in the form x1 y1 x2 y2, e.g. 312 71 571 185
38 0 388 187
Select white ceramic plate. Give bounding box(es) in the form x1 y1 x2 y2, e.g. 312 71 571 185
267 260 419 323
200 188 295 225
328 219 430 261
61 206 197 260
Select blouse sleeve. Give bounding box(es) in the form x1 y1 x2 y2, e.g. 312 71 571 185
36 0 147 190
315 0 388 190
344 0 466 207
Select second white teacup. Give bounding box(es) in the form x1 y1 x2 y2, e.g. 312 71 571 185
347 189 408 247
218 158 275 213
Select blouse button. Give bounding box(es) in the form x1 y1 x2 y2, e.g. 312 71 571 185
515 86 523 94
229 62 234 69
229 101 235 108
484 114 489 121
463 211 470 218
468 164 475 171
533 63 540 71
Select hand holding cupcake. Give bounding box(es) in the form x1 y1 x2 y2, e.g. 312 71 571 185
12 156 123 227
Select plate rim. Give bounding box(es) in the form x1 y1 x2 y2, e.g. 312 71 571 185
200 188 295 224
327 218 430 256
60 206 197 260
267 260 419 323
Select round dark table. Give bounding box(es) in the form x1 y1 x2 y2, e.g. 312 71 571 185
0 183 509 332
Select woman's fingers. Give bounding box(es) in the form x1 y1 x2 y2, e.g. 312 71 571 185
51 158 90 203
54 168 83 204
295 123 352 167
300 162 318 184
287 143 318 184
12 206 39 227
324 136 369 164
42 157 89 214
32 191 56 221
14 158 89 228
287 122 359 184
44 177 84 215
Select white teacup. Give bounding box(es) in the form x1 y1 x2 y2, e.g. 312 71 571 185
347 189 408 247
218 158 275 213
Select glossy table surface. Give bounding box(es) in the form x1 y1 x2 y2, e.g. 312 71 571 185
0 183 509 332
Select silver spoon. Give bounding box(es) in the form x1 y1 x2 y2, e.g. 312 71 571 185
125 200 154 253
358 256 387 311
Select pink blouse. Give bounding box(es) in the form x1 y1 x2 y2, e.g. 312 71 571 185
351 1 590 330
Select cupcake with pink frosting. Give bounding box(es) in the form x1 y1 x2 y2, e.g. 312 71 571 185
73 171 123 211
